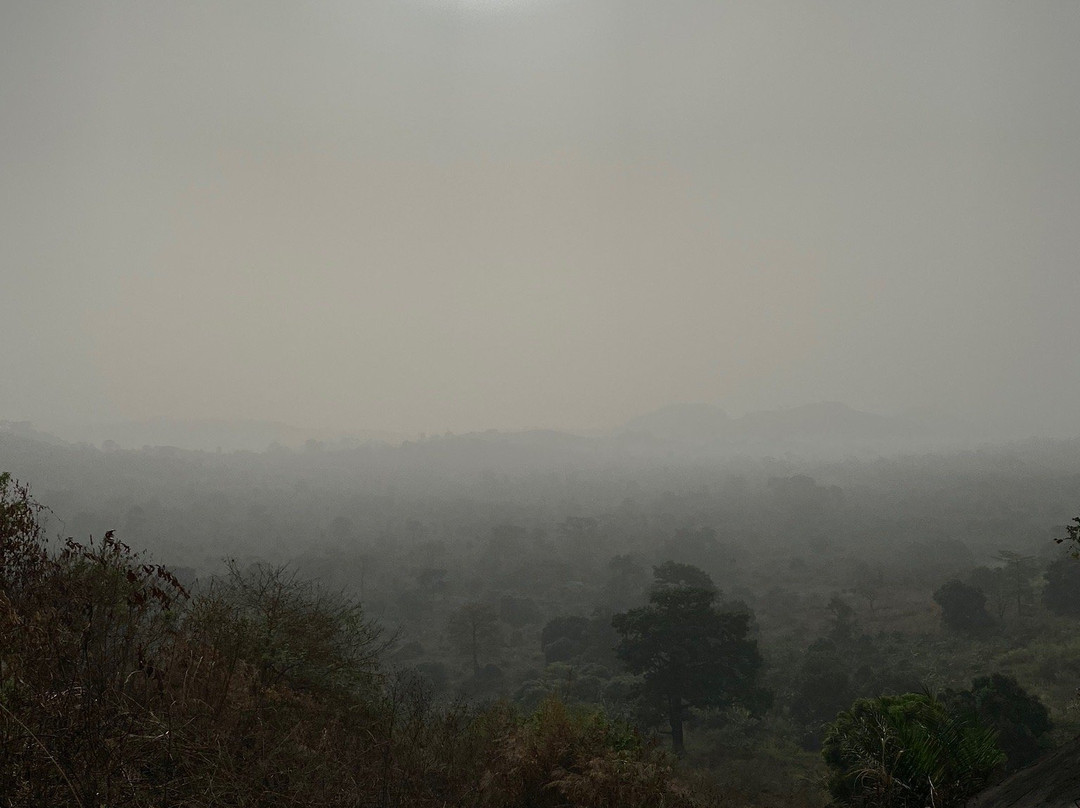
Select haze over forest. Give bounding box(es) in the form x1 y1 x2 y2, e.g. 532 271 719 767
3 1 1080 442
7 5 1080 806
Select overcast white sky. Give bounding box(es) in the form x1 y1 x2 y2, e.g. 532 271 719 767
2 1 1079 436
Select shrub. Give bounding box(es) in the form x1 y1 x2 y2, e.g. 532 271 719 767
478 696 700 808
823 693 1004 808
933 579 995 633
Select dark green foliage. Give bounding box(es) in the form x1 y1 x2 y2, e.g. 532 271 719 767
1043 556 1080 616
789 600 922 750
612 563 765 754
515 662 616 710
544 635 580 663
499 595 540 628
475 662 505 688
942 673 1052 771
539 614 620 668
968 566 1009 620
412 660 449 692
1053 515 1080 557
541 616 590 662
652 560 717 592
542 615 590 648
789 639 857 748
823 693 1005 808
933 579 994 633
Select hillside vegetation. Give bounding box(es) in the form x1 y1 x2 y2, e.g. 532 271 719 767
0 472 696 808
4 431 1080 806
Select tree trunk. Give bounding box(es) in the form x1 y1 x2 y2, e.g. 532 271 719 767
668 694 685 756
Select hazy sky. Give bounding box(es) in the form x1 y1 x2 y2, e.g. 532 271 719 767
2 1 1079 436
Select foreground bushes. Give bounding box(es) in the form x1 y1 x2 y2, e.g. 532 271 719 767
0 474 695 807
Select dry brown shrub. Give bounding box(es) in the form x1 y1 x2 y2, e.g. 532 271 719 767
0 475 705 808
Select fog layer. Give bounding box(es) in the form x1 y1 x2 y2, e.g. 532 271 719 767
2 1 1079 436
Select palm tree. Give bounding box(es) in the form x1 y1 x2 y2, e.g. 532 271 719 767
823 692 1004 808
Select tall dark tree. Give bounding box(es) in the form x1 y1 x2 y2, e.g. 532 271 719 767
826 594 857 644
612 562 765 754
933 579 994 633
1043 556 1080 616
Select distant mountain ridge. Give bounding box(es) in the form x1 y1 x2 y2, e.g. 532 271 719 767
0 420 70 447
621 403 733 442
621 401 948 447
8 401 977 458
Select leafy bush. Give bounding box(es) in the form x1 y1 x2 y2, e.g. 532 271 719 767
823 693 1004 808
933 579 995 634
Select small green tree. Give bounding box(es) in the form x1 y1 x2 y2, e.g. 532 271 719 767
195 560 384 696
612 563 765 754
823 693 1004 808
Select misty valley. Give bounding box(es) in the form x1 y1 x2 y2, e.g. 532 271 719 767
3 415 1080 806
4 1 1080 805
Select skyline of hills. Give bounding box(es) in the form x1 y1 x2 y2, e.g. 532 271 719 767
3 399 1007 457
